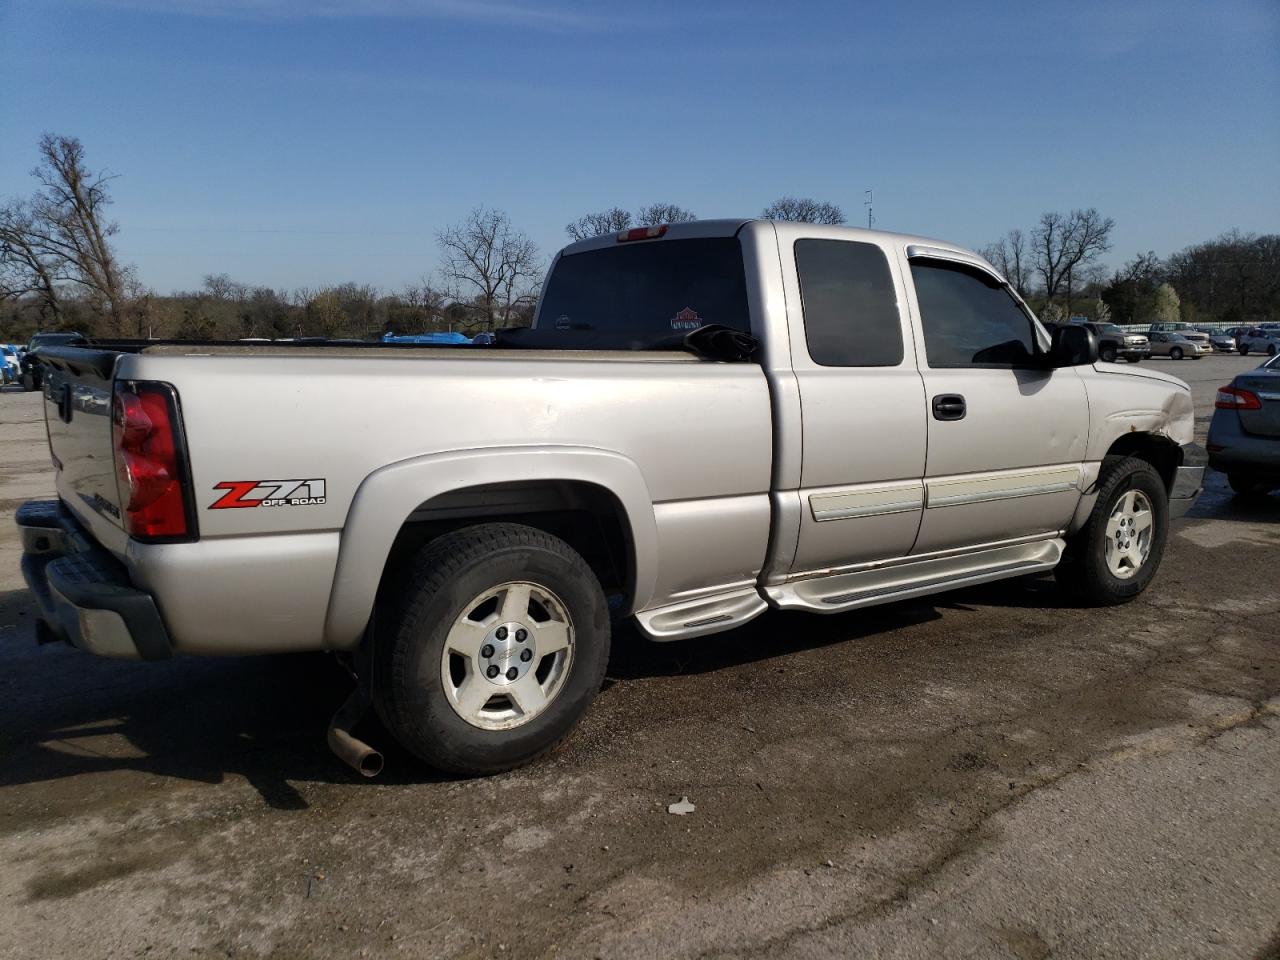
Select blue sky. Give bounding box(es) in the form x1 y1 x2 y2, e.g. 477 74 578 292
2 0 1277 294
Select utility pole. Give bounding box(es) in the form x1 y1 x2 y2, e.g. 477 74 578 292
864 189 875 229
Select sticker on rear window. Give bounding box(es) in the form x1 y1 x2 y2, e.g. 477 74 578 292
671 307 702 331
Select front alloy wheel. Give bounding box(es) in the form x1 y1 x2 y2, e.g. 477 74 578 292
1055 456 1168 605
1103 489 1154 579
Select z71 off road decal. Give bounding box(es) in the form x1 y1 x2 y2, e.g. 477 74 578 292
209 479 327 509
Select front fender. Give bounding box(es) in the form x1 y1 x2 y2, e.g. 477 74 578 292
322 445 658 648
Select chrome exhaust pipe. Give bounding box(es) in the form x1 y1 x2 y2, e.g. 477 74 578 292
327 688 384 778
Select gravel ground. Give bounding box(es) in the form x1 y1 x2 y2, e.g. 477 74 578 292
0 354 1277 960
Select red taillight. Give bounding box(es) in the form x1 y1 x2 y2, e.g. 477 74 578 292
1214 386 1262 410
112 381 193 540
617 224 668 242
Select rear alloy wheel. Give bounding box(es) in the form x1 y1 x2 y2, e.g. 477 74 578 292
373 522 610 775
1056 456 1168 605
439 581 574 731
1170 346 1183 360
1100 345 1117 363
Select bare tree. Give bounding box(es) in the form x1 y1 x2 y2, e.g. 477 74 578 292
203 273 248 302
0 199 63 319
636 203 697 226
23 135 128 331
565 207 633 241
1031 208 1114 309
437 208 542 330
980 228 1031 297
761 197 846 225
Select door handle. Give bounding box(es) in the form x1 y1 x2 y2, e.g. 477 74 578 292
932 393 966 421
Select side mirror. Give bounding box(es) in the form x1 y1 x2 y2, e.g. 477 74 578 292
1047 324 1098 367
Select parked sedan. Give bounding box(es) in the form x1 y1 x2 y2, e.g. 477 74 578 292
1208 353 1280 495
1238 327 1280 357
1147 331 1207 360
1202 330 1237 353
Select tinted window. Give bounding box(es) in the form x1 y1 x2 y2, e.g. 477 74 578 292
795 239 902 366
910 260 1036 367
537 238 748 349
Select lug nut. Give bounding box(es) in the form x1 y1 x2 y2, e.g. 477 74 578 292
506 667 518 680
486 665 500 679
516 629 527 642
496 626 508 640
520 649 533 663
481 644 494 658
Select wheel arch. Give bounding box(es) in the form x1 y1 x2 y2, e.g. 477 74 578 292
322 446 657 649
1067 431 1184 535
1102 431 1183 493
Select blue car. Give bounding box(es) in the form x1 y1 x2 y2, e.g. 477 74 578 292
381 331 472 345
1207 352 1280 495
0 344 21 385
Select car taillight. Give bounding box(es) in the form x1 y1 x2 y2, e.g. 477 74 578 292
1214 386 1262 410
617 224 667 242
112 381 195 540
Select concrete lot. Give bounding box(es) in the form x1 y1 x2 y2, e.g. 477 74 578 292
1 354 1277 960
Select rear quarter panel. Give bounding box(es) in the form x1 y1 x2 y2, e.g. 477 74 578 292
116 350 774 653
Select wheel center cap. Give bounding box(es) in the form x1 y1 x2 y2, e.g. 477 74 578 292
479 621 535 684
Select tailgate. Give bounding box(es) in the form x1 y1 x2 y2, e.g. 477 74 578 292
38 347 127 542
1237 368 1280 437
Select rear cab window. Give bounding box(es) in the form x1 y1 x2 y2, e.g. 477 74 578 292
536 238 750 349
794 239 903 366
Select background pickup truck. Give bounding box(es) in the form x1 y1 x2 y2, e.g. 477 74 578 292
17 219 1205 776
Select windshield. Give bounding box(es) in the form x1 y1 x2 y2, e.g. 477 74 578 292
536 238 749 348
1100 325 1125 336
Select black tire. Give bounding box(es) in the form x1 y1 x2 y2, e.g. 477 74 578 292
1239 345 1249 356
1128 356 1142 363
372 522 610 776
1269 344 1277 356
1100 345 1117 363
1169 346 1183 360
20 372 36 392
1055 457 1169 606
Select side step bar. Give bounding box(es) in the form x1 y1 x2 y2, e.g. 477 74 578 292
766 538 1064 614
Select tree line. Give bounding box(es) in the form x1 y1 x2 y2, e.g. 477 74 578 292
3 133 1275 342
982 211 1279 327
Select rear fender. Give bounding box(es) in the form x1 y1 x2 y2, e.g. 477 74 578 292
322 445 656 648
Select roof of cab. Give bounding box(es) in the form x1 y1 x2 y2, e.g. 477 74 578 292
556 217 994 275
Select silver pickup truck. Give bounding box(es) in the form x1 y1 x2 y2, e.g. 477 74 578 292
17 219 1205 776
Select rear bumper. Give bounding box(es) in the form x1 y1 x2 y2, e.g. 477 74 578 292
1169 442 1207 519
1207 412 1280 475
16 499 172 660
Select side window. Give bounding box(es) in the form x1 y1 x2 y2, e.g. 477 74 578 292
910 259 1037 368
795 239 903 367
